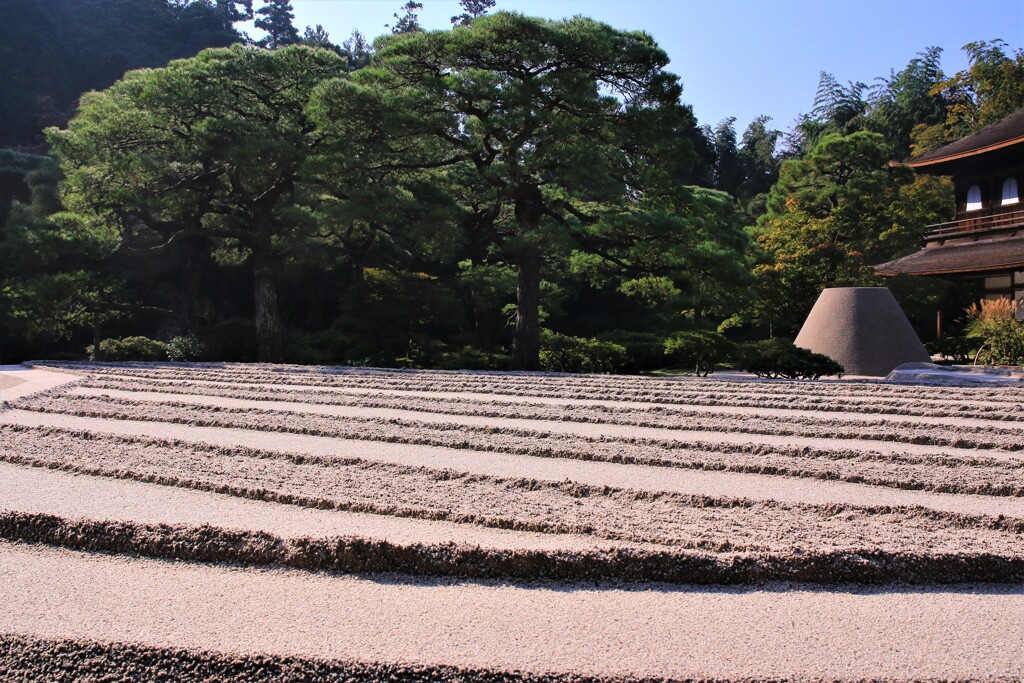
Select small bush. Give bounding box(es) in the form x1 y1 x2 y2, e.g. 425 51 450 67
166 335 209 362
435 346 509 371
539 330 628 374
926 336 975 364
663 331 735 377
741 338 844 380
598 330 666 373
87 336 168 362
964 299 1024 365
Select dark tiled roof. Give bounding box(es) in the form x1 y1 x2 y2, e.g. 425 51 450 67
904 107 1024 167
875 233 1024 276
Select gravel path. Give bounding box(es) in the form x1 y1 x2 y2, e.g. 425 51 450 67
6 412 1024 521
0 366 79 401
0 460 648 552
66 384 1024 443
22 392 1024 496
73 378 1024 428
2 542 1024 681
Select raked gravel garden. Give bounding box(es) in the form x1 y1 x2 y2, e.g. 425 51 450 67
2 361 1024 681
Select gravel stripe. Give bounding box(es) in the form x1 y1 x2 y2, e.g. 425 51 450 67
5 423 1024 567
22 392 1024 497
80 373 1024 424
68 384 1024 438
3 542 1024 680
44 361 1024 403
6 409 1024 520
0 367 81 402
0 460 647 552
20 388 1022 460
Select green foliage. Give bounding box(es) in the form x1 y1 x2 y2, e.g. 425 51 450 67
88 336 168 362
388 1 423 34
964 299 1024 366
867 46 947 157
317 12 697 370
3 11 1016 372
0 0 245 148
741 338 845 380
434 347 508 371
51 44 348 362
663 331 735 377
302 25 338 52
166 335 210 362
539 331 628 374
926 336 976 364
751 131 951 335
933 40 1024 141
255 0 300 48
451 0 496 26
597 331 666 373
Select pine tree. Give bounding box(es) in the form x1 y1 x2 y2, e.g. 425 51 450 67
388 1 422 34
302 24 337 52
451 0 496 26
255 0 299 49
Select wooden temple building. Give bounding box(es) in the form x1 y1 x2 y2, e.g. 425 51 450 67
876 107 1024 320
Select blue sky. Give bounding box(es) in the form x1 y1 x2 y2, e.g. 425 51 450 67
248 0 1024 136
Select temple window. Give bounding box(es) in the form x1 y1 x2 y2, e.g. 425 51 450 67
966 184 983 211
1002 177 1020 205
985 274 1012 290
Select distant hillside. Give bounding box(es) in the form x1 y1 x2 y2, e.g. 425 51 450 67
0 0 246 149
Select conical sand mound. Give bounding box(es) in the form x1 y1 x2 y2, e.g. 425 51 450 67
795 287 930 377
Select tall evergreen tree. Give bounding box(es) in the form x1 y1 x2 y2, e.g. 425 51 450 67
341 30 374 71
451 0 496 27
314 13 700 369
0 0 246 148
710 118 744 196
388 1 423 34
255 0 299 49
51 45 347 362
302 24 338 52
866 47 947 157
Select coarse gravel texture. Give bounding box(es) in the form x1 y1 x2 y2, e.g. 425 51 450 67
4 362 1024 680
22 389 1024 496
3 542 1024 681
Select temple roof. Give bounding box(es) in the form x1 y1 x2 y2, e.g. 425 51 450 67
901 107 1024 169
875 233 1024 277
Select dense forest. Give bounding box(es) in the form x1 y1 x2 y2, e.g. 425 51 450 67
1 0 1023 370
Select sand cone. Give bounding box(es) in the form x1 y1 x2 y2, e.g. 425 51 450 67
794 287 930 377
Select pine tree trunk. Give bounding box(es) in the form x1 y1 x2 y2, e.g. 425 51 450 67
511 194 543 371
91 322 103 362
511 245 541 370
252 210 283 363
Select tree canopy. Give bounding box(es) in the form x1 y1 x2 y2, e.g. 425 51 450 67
314 12 708 369
49 45 347 361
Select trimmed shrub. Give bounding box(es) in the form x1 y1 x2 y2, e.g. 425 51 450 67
435 346 509 371
663 331 735 377
741 338 844 379
598 330 666 373
166 335 209 362
539 330 628 374
926 336 976 364
87 336 168 362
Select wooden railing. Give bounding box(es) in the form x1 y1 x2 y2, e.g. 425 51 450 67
923 203 1024 243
